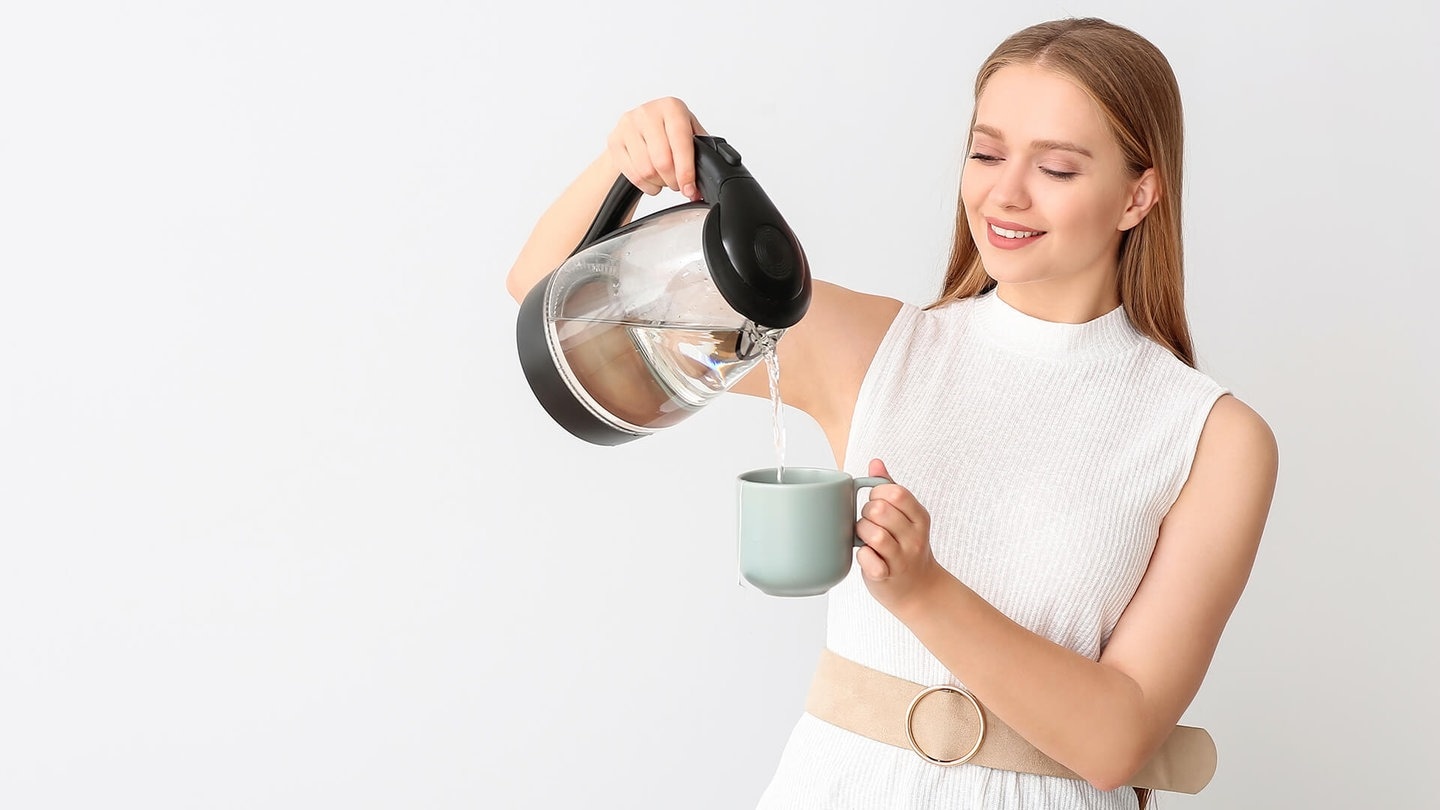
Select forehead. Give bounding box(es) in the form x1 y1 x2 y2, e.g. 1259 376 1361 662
974 63 1112 151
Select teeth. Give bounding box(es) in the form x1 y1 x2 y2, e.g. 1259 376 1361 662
990 224 1042 239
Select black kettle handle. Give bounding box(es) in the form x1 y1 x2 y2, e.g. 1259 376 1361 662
568 135 748 257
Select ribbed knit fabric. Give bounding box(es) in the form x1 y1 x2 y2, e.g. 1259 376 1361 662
755 290 1228 810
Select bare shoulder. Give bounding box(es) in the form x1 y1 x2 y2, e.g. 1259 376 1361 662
1197 394 1280 480
1166 392 1279 558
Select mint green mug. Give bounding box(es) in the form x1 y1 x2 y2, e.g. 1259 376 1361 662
736 467 891 597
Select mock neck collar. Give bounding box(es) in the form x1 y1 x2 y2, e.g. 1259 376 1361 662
970 288 1144 360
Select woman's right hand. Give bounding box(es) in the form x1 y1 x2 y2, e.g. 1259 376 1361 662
606 97 709 202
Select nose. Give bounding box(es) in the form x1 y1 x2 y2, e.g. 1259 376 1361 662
990 163 1030 210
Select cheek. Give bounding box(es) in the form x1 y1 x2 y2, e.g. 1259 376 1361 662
1041 188 1112 241
1076 196 1123 242
960 173 985 220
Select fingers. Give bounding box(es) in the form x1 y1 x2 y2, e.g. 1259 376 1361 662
857 491 930 584
608 97 703 199
666 113 699 201
864 487 928 532
609 127 662 195
856 514 899 556
856 545 889 580
865 458 927 527
647 117 679 193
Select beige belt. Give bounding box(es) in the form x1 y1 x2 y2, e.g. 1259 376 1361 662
805 649 1217 795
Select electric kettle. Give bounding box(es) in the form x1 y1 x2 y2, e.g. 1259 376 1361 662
516 135 811 445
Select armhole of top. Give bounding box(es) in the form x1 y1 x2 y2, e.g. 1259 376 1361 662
1163 384 1232 514
841 302 921 472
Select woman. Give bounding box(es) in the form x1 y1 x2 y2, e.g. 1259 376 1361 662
506 17 1277 810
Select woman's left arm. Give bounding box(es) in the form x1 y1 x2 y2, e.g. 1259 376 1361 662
857 394 1279 791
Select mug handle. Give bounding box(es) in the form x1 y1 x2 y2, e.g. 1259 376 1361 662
851 476 892 547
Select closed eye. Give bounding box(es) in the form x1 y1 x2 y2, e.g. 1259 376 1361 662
972 152 1077 180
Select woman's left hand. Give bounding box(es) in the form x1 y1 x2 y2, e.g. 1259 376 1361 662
856 458 948 613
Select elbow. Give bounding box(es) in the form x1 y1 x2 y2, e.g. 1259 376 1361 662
1078 737 1151 794
1085 774 1133 795
1084 766 1139 795
507 257 557 305
505 266 534 305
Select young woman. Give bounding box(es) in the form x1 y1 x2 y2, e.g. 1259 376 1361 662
506 17 1277 810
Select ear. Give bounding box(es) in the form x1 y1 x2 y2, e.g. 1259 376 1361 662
1117 167 1160 232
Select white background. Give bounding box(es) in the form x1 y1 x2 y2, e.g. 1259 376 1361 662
1 1 1436 808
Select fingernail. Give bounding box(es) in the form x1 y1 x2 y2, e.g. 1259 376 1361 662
683 183 697 199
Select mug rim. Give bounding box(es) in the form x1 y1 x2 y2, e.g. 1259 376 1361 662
738 466 851 486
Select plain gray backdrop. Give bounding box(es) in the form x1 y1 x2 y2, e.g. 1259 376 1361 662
2 1 1436 808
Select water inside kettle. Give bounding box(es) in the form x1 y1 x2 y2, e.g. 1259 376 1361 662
552 306 781 432
529 202 796 441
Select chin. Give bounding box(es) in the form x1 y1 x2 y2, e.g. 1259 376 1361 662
976 256 1050 285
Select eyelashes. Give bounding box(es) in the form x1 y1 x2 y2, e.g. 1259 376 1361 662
968 152 1078 181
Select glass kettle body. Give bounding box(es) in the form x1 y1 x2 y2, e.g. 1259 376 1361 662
517 136 811 445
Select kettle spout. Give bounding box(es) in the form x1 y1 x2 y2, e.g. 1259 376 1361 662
738 321 785 361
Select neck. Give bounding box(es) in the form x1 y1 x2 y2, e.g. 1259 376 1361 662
992 271 1120 324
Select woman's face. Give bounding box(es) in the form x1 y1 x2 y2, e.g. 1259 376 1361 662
961 63 1155 294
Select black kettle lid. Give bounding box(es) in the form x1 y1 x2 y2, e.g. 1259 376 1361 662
571 135 811 329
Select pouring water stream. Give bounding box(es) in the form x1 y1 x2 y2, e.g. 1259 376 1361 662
764 344 785 483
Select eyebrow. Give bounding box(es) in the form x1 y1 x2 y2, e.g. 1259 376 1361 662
972 124 1094 159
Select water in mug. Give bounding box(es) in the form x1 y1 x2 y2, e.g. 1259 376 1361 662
553 316 779 431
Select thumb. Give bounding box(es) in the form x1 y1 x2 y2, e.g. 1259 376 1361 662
869 458 891 480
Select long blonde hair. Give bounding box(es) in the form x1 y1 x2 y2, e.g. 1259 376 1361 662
929 18 1196 367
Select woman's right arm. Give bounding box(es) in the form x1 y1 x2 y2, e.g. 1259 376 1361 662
505 98 707 304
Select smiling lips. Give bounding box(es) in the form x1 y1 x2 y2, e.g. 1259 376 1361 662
984 217 1046 250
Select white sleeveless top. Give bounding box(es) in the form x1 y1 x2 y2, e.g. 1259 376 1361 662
755 290 1228 810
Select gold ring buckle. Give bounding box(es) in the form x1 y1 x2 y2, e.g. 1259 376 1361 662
904 684 987 766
